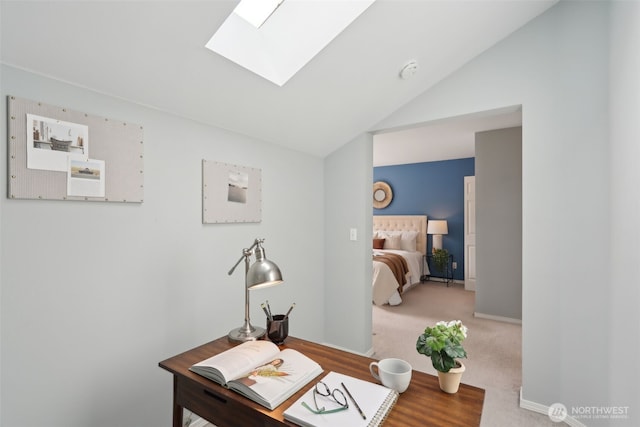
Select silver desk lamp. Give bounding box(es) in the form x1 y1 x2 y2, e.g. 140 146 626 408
227 238 283 342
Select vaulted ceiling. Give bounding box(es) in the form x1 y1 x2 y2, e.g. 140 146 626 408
1 1 556 159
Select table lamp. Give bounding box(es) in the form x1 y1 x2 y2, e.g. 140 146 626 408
227 238 283 342
427 220 448 252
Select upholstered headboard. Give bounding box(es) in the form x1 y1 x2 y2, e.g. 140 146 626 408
373 215 427 255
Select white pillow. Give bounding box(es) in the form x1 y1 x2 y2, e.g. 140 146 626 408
376 231 398 241
383 234 402 250
400 231 418 251
378 231 401 238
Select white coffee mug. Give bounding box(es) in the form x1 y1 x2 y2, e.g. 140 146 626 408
369 358 412 393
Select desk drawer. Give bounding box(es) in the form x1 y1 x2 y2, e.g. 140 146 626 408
176 376 285 427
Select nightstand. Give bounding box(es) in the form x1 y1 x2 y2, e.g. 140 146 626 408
422 253 454 286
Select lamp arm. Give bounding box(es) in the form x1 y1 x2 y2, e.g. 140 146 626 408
228 238 264 275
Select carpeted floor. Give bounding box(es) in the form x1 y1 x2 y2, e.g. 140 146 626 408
372 281 555 426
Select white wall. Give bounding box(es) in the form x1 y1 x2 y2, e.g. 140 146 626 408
323 134 373 353
609 0 640 417
0 65 325 427
372 0 619 422
475 127 522 320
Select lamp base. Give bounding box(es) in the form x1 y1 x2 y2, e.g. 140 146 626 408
432 234 443 252
228 325 266 342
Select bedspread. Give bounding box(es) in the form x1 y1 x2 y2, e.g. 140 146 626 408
373 252 409 291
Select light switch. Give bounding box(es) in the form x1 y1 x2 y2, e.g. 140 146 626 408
350 228 357 241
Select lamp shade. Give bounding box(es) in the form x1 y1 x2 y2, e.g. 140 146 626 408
427 220 448 235
246 245 283 289
247 259 283 289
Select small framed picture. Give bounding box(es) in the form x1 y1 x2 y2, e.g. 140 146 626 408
202 160 262 224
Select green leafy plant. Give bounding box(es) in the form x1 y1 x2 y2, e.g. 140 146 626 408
416 320 468 373
432 248 449 275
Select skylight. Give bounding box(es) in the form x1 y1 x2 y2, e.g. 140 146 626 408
206 0 376 86
234 0 284 29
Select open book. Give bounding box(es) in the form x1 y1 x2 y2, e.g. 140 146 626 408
283 371 398 427
189 340 323 410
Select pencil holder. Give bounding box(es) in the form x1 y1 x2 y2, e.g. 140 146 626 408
267 314 288 345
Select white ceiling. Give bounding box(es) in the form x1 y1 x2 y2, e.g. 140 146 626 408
0 1 555 159
373 106 523 166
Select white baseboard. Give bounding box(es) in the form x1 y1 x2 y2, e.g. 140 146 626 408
519 388 585 427
474 311 522 325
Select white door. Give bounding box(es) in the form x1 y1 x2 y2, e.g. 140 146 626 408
464 176 476 291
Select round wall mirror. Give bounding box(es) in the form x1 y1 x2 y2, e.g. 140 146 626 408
373 181 393 209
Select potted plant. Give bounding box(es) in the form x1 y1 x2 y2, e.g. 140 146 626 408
432 248 449 276
416 320 468 393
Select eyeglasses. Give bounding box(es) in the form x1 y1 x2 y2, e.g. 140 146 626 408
301 381 349 414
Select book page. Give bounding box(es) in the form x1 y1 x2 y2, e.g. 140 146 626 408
192 340 279 383
230 348 323 409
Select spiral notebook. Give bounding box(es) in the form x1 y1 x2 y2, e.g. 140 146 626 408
283 371 398 427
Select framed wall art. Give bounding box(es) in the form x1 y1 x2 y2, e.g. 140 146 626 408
202 160 262 224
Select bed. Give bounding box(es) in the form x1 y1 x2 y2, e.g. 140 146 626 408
372 215 428 306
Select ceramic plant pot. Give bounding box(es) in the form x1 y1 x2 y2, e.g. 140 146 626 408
437 361 466 393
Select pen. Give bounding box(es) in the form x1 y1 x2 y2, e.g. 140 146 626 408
284 303 296 319
261 302 272 321
265 300 273 320
341 382 366 420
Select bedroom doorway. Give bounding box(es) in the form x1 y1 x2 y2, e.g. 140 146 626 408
371 106 524 425
372 106 522 309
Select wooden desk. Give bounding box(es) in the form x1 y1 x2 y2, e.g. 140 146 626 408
159 336 485 427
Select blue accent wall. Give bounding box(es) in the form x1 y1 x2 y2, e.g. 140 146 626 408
373 158 475 281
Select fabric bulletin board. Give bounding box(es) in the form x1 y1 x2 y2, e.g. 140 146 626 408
7 95 144 203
